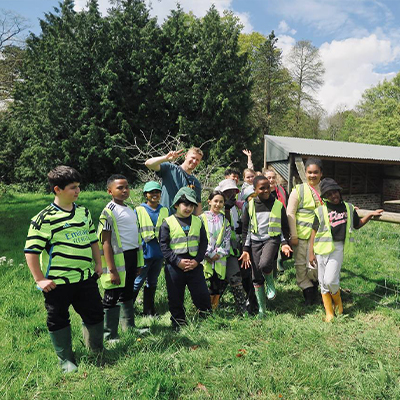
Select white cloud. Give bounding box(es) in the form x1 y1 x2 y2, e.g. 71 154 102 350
277 20 296 35
74 0 111 15
317 34 400 113
270 0 394 38
276 34 296 58
147 0 253 32
74 0 253 31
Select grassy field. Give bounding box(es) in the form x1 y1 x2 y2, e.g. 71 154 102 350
1 190 400 399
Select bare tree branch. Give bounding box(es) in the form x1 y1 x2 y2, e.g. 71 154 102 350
117 131 231 189
0 9 30 50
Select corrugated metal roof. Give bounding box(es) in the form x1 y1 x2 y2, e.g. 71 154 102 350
270 161 289 181
265 135 400 163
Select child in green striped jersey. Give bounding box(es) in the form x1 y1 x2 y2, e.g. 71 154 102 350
24 166 104 373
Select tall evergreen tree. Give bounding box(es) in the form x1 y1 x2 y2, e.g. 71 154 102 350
248 31 295 139
161 6 252 161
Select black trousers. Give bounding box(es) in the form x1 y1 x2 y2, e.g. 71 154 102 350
250 239 280 285
103 249 138 309
208 271 224 295
44 275 103 332
164 263 211 326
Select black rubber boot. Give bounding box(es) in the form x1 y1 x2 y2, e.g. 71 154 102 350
103 306 120 342
303 287 314 306
312 281 320 304
82 321 104 352
143 286 157 316
132 289 140 305
120 300 135 330
49 326 78 373
231 285 247 314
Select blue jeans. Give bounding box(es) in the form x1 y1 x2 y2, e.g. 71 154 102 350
164 263 211 326
133 257 164 291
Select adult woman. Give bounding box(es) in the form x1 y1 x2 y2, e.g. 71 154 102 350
287 158 323 305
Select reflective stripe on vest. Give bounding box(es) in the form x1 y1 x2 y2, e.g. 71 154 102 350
200 213 229 280
97 208 126 289
136 206 168 243
295 184 319 240
248 198 283 237
313 202 355 255
165 215 202 256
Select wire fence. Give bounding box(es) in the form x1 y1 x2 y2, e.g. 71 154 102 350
348 220 400 308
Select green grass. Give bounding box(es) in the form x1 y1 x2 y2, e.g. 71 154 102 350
1 192 400 399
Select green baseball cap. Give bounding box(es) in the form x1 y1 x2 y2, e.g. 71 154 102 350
143 181 162 193
172 187 198 206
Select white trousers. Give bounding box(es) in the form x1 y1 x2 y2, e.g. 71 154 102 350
316 241 344 295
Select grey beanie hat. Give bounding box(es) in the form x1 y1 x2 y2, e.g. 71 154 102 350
320 178 342 198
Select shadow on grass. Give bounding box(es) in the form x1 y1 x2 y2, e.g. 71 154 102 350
339 268 399 314
92 324 210 367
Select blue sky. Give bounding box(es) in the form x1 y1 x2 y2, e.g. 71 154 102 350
2 0 400 114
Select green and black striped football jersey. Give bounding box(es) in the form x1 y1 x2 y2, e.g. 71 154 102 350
24 203 98 285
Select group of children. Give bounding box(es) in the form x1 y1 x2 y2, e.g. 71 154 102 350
24 155 383 372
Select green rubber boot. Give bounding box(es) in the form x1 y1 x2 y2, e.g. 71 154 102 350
49 326 78 373
120 300 135 331
254 285 267 318
82 321 104 352
265 273 276 300
104 306 120 342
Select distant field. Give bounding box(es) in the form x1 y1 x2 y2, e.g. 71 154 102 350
1 191 399 399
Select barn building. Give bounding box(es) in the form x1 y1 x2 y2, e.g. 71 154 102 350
263 135 400 212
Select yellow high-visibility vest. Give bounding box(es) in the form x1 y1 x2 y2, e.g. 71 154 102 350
294 184 320 240
248 198 283 237
200 212 229 280
313 202 355 255
136 205 168 242
165 215 202 256
97 207 144 289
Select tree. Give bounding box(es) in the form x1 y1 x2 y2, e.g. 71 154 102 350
286 40 325 134
238 31 266 65
8 0 130 187
353 73 400 145
0 45 25 101
0 9 29 49
5 0 167 187
161 6 253 162
248 31 295 139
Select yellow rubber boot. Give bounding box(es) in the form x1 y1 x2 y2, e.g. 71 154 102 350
331 290 343 316
321 293 334 322
210 295 220 310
